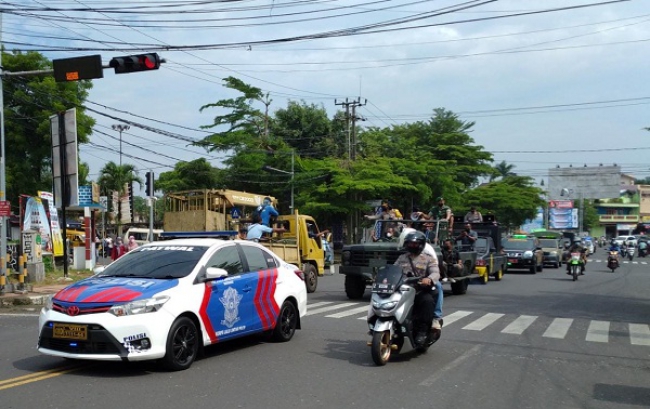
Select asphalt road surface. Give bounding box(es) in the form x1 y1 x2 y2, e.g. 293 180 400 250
1 253 649 409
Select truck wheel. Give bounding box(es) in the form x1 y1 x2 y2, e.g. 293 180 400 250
303 264 318 293
345 275 366 299
494 268 503 281
451 279 468 295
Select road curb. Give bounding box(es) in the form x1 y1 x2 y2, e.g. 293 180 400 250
0 294 49 307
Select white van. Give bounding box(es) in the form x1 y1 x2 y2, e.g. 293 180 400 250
124 228 164 246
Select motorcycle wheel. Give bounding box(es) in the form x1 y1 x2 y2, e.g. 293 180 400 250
371 330 392 366
572 265 578 281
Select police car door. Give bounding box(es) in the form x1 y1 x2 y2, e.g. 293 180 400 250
238 243 281 333
203 244 256 341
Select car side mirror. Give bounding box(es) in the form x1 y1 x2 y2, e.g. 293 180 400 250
206 267 229 280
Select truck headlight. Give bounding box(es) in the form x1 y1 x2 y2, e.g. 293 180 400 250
342 251 351 265
523 251 533 259
109 296 170 317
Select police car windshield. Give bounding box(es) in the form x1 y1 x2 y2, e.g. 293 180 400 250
98 245 209 279
503 239 533 250
539 239 558 248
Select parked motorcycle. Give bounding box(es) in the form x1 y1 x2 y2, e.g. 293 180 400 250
639 244 648 258
607 251 619 272
568 252 584 281
367 265 441 366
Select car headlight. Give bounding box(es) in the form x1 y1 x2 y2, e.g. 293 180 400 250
523 251 533 258
109 296 170 317
373 301 398 310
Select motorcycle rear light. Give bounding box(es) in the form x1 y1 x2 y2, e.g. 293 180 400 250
294 270 305 281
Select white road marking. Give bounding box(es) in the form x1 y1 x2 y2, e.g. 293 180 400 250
305 302 358 316
629 323 650 346
586 320 610 343
441 310 474 326
501 315 538 335
462 313 504 331
306 301 334 309
543 318 574 339
326 306 368 318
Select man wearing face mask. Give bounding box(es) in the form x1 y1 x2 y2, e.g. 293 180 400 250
456 223 478 251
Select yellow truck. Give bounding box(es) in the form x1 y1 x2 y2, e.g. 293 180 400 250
163 189 325 292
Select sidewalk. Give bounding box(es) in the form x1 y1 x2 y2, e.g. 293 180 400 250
0 256 112 308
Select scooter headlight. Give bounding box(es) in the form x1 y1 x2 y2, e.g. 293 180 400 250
373 301 398 310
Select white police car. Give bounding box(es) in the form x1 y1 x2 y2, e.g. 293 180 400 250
37 238 308 370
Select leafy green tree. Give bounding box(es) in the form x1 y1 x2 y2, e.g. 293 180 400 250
156 158 222 193
97 162 143 234
2 50 95 205
271 100 335 158
490 160 516 181
463 176 545 230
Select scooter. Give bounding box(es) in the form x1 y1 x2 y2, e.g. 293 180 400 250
367 265 441 366
607 251 619 272
627 246 635 261
568 252 584 281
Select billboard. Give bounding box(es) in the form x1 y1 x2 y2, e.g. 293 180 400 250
549 208 578 229
548 166 620 200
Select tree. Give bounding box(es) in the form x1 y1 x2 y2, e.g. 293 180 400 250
97 162 143 234
156 158 222 193
2 50 95 206
463 176 545 230
490 160 517 181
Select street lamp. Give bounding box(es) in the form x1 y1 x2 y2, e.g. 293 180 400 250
262 151 295 212
111 124 130 165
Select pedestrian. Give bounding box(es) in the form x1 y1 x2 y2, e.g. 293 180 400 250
247 214 286 241
127 235 139 252
236 226 248 240
111 237 127 261
463 206 483 223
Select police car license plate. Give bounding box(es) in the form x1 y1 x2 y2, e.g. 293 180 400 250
53 323 88 340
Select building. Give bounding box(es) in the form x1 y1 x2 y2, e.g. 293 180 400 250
591 174 640 238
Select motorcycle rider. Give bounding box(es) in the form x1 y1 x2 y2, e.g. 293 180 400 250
566 238 587 275
608 240 621 264
393 230 441 345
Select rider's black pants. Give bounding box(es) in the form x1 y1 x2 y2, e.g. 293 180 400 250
414 287 438 329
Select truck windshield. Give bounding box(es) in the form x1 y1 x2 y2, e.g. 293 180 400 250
97 245 209 279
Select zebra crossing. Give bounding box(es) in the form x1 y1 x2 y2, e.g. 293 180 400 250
590 258 648 264
307 301 650 346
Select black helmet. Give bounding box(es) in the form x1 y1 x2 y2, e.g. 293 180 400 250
403 231 426 255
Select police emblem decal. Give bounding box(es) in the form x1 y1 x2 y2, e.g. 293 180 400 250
219 287 243 328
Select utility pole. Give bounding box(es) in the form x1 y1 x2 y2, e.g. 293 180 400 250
335 97 366 244
111 124 130 166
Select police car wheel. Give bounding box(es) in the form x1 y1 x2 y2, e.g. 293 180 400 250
272 301 298 342
162 317 199 371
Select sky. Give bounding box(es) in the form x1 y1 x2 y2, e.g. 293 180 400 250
2 0 649 193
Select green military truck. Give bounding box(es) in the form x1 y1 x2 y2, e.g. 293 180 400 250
339 219 477 299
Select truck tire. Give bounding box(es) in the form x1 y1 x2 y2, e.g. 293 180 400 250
303 264 318 293
345 275 366 299
451 278 468 295
494 268 503 281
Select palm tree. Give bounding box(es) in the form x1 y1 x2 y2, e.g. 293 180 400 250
490 160 517 181
97 162 143 235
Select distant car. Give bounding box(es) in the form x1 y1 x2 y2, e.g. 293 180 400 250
502 236 544 274
538 238 562 268
614 235 637 247
583 239 595 255
37 239 308 371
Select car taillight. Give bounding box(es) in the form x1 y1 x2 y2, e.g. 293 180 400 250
294 269 305 281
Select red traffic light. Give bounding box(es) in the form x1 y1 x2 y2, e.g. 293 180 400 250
109 53 161 74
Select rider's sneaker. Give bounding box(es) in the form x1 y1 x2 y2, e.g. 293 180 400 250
441 277 448 283
431 319 442 330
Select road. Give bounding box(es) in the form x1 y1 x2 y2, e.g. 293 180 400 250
1 253 649 409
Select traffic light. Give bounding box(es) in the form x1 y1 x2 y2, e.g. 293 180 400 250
109 53 161 74
145 172 155 197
